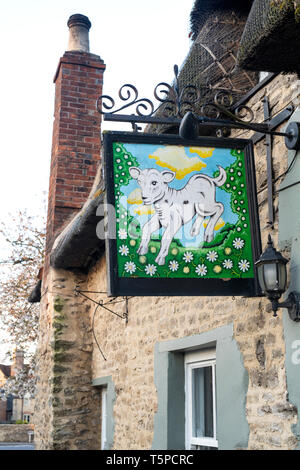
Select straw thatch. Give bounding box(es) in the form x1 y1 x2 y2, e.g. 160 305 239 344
190 0 254 40
237 0 300 73
148 4 257 134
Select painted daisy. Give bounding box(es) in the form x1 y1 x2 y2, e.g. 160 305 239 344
119 245 129 256
223 259 233 269
238 259 250 272
118 228 127 240
145 264 157 277
183 252 194 263
206 250 218 262
233 237 245 250
124 261 136 274
195 264 207 276
169 260 179 272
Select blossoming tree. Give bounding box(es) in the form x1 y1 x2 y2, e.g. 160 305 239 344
0 208 45 399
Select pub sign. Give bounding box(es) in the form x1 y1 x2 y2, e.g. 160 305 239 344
103 132 261 297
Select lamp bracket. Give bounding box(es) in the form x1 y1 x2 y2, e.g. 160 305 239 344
179 112 300 149
285 122 300 150
279 291 300 322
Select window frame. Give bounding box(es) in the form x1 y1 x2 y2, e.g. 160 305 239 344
101 387 108 450
185 349 218 450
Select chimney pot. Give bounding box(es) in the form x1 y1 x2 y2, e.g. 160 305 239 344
67 14 91 52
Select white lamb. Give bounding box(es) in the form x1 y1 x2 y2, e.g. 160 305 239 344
129 166 227 265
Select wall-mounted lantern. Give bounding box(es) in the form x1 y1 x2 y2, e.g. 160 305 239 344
255 235 300 321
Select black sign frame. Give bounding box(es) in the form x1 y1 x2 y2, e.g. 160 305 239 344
103 131 262 297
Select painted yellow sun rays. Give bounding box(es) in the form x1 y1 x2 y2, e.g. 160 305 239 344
149 145 215 179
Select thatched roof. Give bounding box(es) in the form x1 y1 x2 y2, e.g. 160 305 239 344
50 191 105 272
148 3 257 134
190 0 254 40
237 0 300 73
49 168 105 273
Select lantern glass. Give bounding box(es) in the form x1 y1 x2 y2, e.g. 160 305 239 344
277 262 287 292
257 263 266 293
263 262 278 292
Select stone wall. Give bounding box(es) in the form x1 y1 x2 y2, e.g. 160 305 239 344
34 268 101 450
0 425 33 442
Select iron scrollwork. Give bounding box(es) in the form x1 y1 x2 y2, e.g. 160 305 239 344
96 64 256 130
97 83 155 117
97 65 202 119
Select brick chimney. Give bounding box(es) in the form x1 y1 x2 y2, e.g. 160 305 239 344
11 350 24 377
46 14 105 254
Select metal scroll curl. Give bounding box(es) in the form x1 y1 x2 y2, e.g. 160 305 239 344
97 84 155 117
96 65 255 125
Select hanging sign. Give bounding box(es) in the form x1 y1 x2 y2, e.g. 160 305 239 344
103 131 262 297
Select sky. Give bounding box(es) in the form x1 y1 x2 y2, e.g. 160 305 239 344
0 0 195 362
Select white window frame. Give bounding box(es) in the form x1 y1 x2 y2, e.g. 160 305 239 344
101 387 108 450
185 349 218 450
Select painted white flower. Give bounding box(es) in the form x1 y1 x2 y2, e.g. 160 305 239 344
195 264 207 277
145 264 157 277
118 228 127 240
206 250 218 262
233 237 245 250
119 245 129 256
169 260 179 272
183 251 193 263
223 259 233 269
238 259 250 272
124 261 136 274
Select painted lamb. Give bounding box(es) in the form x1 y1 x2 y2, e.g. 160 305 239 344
129 165 227 265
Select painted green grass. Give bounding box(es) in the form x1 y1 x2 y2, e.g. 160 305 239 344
117 223 253 279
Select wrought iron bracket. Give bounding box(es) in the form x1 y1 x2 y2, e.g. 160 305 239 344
178 110 299 149
263 97 274 228
97 64 260 132
97 65 298 148
75 288 129 323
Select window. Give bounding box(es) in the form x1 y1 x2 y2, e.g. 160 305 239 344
185 349 217 450
23 414 30 423
101 387 107 450
93 376 115 450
